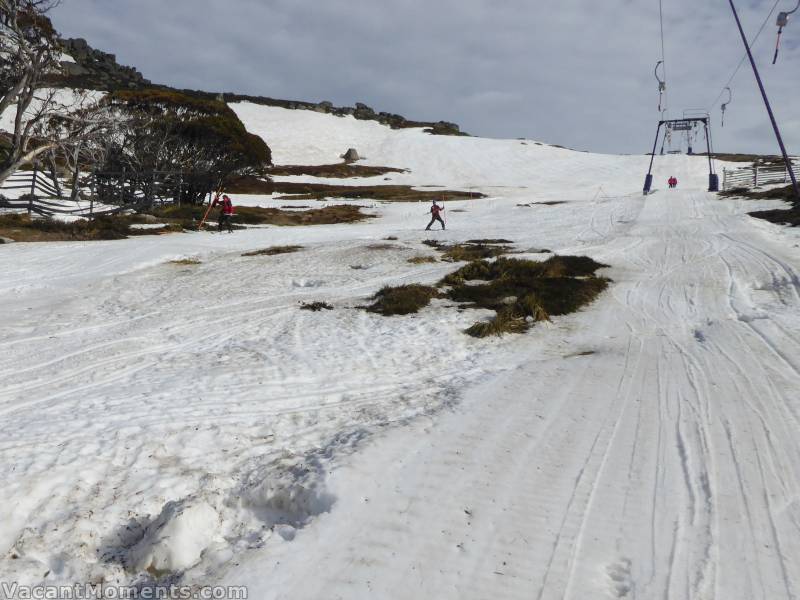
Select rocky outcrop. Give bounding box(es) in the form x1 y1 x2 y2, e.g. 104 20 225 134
58 38 152 90
54 38 466 136
202 94 466 136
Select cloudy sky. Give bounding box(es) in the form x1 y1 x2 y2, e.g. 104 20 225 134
50 0 799 155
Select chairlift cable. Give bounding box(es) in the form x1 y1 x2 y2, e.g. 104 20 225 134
708 0 781 110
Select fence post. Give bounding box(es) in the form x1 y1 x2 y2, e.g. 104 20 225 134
754 164 759 187
30 162 38 197
177 171 183 206
89 169 95 220
722 168 727 191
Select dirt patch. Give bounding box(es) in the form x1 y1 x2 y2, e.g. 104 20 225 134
169 258 201 265
268 163 407 178
242 245 303 257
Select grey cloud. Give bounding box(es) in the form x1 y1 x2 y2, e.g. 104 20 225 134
51 0 799 155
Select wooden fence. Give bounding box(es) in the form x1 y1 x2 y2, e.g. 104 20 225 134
722 159 800 191
0 166 216 219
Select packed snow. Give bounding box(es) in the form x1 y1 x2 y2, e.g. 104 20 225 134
2 103 800 599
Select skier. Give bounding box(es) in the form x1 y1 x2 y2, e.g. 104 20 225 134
425 200 445 231
672 176 679 189
212 194 234 233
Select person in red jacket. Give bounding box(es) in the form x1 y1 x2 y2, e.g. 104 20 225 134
212 194 234 233
425 200 445 230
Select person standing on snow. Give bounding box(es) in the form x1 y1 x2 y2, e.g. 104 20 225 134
425 200 446 231
213 194 234 233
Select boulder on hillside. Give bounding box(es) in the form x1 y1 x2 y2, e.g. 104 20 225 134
341 148 360 162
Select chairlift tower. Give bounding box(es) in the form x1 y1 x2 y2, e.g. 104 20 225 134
643 117 718 194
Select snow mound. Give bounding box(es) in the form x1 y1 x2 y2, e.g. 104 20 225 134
130 500 220 576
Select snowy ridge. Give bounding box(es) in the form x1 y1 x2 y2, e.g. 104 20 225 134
2 104 800 599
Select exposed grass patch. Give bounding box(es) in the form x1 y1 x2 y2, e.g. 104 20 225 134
0 213 180 242
272 182 486 203
268 163 406 178
223 175 274 194
718 184 800 226
407 256 438 264
564 350 597 358
366 284 440 316
706 153 787 165
465 308 530 338
366 243 404 251
465 238 513 245
749 206 800 226
242 245 303 257
422 239 513 262
517 201 566 207
718 184 797 201
150 204 372 228
365 253 610 338
384 236 399 241
441 256 610 337
169 258 201 265
300 301 333 311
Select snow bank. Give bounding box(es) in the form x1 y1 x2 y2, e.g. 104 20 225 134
131 500 220 575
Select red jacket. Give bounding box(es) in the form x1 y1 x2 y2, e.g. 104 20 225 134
431 203 442 216
213 196 234 215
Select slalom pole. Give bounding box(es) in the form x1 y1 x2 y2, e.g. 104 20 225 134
198 187 222 231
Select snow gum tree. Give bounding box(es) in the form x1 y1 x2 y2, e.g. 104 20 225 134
101 89 271 202
0 0 108 185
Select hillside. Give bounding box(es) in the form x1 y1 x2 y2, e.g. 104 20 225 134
3 96 800 599
55 37 464 136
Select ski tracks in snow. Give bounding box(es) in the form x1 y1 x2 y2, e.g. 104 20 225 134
225 181 800 599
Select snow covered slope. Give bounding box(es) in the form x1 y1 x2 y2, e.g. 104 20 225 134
231 102 703 195
2 104 800 599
